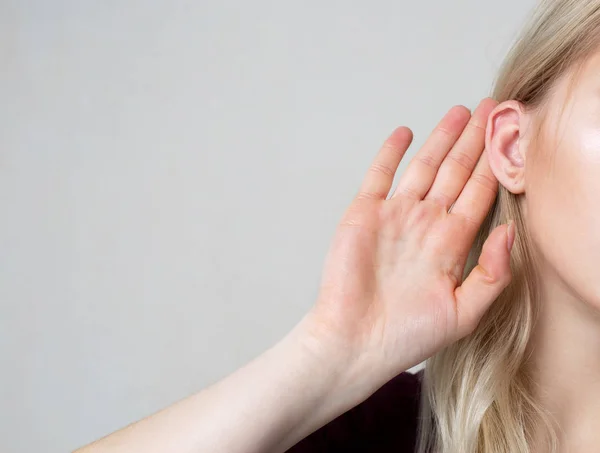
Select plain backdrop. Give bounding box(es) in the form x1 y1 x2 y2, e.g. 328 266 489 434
2 1 538 452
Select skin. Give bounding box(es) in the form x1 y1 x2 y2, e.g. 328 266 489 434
486 50 600 451
76 98 514 453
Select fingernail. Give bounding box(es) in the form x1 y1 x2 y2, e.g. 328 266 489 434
506 220 516 253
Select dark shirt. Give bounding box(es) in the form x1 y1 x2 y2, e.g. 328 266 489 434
286 369 423 452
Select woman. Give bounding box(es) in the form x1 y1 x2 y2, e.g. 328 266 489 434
76 0 600 452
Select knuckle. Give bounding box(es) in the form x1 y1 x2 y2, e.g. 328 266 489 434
466 120 486 133
340 205 366 227
447 150 476 172
380 198 404 217
416 154 438 169
475 263 495 284
369 162 395 178
471 172 498 193
477 263 506 286
409 202 433 226
459 213 480 230
397 185 420 200
436 126 453 137
339 217 361 228
428 193 452 210
356 191 380 201
381 139 400 155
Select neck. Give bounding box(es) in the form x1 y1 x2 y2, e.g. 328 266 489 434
528 257 600 451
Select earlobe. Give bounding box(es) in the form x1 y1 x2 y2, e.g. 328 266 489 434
485 100 527 194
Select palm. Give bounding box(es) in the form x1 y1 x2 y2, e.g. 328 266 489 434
319 195 465 369
310 99 512 381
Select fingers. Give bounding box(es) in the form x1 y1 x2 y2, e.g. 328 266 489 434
357 126 414 200
424 98 498 209
453 221 515 338
448 145 499 239
391 105 471 200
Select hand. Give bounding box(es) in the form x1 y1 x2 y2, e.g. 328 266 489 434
303 98 514 392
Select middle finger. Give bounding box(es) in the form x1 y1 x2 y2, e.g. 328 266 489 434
423 97 498 209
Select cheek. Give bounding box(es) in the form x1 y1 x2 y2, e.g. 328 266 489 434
524 138 600 307
580 129 600 164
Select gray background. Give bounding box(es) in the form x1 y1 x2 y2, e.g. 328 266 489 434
2 1 537 452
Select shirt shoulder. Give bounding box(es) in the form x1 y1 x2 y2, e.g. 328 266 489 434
286 369 423 453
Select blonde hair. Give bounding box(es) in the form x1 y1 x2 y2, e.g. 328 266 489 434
416 1 600 452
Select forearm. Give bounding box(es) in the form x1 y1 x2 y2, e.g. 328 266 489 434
75 313 367 453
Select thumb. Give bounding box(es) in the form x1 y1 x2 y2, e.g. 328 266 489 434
454 221 515 338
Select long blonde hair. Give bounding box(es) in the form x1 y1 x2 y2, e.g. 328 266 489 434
416 1 600 452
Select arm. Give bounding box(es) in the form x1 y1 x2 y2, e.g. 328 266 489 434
76 99 512 453
75 312 373 453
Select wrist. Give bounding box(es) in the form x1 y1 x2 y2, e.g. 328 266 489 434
286 309 380 411
268 315 370 452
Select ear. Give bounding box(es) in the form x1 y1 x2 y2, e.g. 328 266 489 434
485 100 529 194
